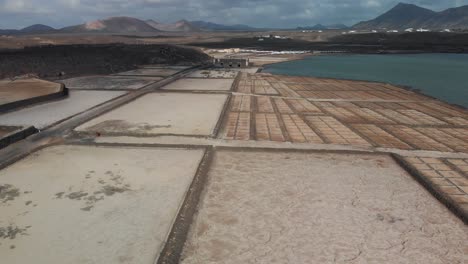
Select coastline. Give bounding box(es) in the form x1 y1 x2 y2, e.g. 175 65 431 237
261 54 468 110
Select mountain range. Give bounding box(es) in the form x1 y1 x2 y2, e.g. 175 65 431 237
146 19 201 32
60 17 160 33
0 24 56 35
2 3 468 35
0 17 257 35
354 2 468 30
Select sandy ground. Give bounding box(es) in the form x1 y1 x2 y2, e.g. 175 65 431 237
0 145 204 264
181 150 467 264
75 93 228 136
60 76 162 90
162 78 234 91
0 90 125 129
248 56 294 66
0 78 62 105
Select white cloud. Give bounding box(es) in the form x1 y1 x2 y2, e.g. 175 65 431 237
1 0 468 29
363 0 381 8
1 0 52 14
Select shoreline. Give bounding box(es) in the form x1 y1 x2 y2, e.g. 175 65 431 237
261 54 468 110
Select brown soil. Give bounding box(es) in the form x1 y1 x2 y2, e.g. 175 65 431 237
0 78 62 105
0 127 19 137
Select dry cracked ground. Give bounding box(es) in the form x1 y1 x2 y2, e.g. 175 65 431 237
0 62 467 264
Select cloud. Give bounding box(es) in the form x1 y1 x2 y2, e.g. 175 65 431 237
1 0 468 29
1 0 51 14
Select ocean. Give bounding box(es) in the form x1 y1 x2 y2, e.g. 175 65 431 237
264 54 468 107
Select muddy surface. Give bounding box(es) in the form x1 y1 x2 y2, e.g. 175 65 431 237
0 225 30 240
0 145 205 264
76 93 228 136
55 169 131 211
84 120 171 134
0 184 20 204
0 44 210 80
187 70 239 79
181 150 468 264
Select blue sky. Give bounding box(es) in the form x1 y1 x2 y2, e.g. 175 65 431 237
1 0 468 29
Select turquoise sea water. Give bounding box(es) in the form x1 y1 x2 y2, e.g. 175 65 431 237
264 54 468 107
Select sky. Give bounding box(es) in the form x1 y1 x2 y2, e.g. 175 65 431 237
1 0 468 29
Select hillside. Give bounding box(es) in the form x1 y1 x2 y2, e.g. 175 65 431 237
145 19 160 29
1 18 258 35
0 24 56 35
61 17 160 33
20 24 56 34
190 21 256 31
425 6 468 29
146 20 201 32
297 24 349 30
354 3 468 30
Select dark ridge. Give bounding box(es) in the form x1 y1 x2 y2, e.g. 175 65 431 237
354 2 468 30
0 44 210 80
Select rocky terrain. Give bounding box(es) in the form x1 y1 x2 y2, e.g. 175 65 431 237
60 17 161 34
0 24 56 36
354 3 468 30
191 32 468 53
0 17 256 35
0 44 210 80
146 20 201 32
330 32 468 53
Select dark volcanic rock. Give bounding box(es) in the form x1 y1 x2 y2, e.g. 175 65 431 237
193 32 468 54
0 44 210 79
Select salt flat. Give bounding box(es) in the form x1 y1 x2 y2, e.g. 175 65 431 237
162 78 234 91
0 145 204 264
75 93 228 136
115 68 181 77
182 150 468 264
0 90 125 129
60 76 161 90
187 70 239 78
